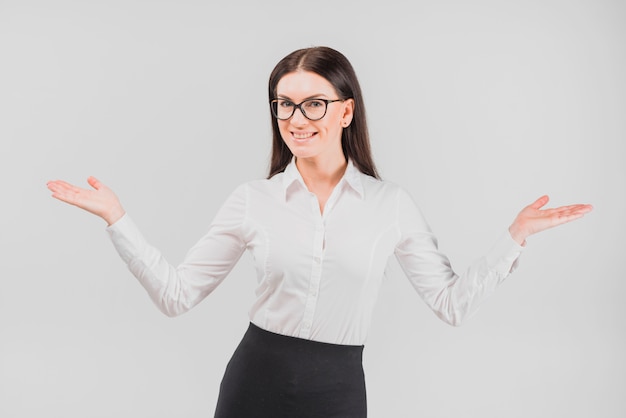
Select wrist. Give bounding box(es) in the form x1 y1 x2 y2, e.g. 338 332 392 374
508 223 527 246
104 205 126 226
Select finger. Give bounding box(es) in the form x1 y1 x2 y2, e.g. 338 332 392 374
560 206 594 218
551 204 593 213
538 206 582 218
529 195 550 210
552 204 581 212
47 180 72 190
50 191 79 205
540 207 592 230
47 180 82 194
553 204 594 216
47 180 90 205
46 180 59 192
87 176 103 190
553 212 588 226
49 188 78 205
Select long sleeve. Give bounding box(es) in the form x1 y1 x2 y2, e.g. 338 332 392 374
102 159 525 344
106 184 248 317
394 189 524 326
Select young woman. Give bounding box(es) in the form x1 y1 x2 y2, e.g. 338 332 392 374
47 46 592 417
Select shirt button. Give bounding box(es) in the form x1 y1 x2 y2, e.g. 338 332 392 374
314 256 321 264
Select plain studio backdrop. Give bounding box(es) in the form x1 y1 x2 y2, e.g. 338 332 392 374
1 0 624 417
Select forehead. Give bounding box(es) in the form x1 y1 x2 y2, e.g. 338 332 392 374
276 71 337 98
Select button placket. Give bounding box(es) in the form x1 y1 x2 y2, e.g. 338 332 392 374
299 194 325 339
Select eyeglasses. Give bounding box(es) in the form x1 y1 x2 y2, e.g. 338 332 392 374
270 98 344 121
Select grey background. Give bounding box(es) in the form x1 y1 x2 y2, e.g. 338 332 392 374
1 0 625 417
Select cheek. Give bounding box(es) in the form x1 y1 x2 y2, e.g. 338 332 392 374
277 123 290 139
323 111 343 132
322 120 342 138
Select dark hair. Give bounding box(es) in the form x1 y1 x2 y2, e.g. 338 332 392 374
267 46 379 179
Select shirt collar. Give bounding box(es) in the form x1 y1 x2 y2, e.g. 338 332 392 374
281 158 364 200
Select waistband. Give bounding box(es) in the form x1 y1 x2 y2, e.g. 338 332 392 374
246 322 365 354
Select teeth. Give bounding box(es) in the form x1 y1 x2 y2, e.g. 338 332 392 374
293 132 314 140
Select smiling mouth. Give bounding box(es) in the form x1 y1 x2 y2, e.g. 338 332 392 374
292 132 316 141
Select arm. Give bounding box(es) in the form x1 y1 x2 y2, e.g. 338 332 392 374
47 177 248 316
395 190 592 326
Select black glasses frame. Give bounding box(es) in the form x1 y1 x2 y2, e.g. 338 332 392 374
270 98 344 121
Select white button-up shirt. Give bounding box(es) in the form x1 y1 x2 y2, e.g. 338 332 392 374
107 159 524 345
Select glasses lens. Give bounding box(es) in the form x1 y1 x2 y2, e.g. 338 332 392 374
272 99 294 120
271 99 329 120
301 99 326 120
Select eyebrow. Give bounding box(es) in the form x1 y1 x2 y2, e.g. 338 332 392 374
276 93 330 101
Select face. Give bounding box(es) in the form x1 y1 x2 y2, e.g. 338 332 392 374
275 71 354 164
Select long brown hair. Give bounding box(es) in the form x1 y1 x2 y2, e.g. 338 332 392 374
267 46 379 179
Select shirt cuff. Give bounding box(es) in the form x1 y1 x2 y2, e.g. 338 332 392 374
105 213 146 265
485 230 525 275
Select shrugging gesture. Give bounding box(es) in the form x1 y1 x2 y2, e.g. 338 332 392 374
47 176 125 226
46 178 593 241
43 46 597 417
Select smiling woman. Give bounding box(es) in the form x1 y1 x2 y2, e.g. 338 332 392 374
267 47 378 182
274 71 351 177
46 46 593 417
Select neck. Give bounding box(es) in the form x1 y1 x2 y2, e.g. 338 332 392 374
296 155 348 190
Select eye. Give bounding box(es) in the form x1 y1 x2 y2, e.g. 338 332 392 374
304 99 324 108
278 99 294 108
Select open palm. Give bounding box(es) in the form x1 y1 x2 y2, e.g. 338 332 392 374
47 177 125 225
509 195 593 245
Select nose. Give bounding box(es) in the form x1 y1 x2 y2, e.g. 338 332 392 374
289 106 308 126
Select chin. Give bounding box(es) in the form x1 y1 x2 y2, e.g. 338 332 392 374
284 142 319 160
289 150 317 160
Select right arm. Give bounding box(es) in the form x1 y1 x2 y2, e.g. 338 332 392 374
47 177 248 316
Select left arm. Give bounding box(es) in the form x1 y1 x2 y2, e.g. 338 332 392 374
395 191 592 326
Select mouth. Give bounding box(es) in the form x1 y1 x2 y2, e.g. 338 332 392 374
291 132 317 143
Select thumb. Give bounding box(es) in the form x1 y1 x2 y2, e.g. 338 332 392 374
529 195 549 210
87 176 102 190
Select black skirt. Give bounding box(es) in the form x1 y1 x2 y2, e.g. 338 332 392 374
214 323 367 418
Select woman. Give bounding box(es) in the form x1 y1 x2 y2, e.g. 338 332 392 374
47 46 592 417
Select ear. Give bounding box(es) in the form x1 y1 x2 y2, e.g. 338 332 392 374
341 98 355 127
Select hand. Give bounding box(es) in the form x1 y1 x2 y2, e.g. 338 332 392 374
47 176 126 226
508 195 593 245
